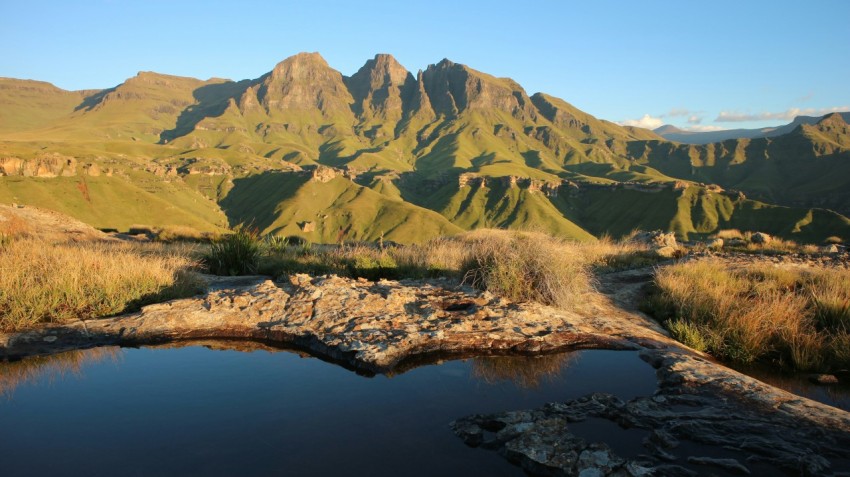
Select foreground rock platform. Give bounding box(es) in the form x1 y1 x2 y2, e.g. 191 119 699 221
0 274 661 372
2 272 850 475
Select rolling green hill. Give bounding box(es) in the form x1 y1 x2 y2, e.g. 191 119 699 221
1 53 848 243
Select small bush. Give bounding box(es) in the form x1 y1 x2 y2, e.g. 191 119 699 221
204 229 263 276
264 234 289 254
825 236 844 245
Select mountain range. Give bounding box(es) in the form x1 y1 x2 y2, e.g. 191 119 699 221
654 113 850 144
1 52 849 243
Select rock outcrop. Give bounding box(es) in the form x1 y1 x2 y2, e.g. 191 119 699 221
453 349 850 476
0 275 648 372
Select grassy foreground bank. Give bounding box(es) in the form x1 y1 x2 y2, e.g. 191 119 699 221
646 259 850 372
0 239 203 331
1 229 656 332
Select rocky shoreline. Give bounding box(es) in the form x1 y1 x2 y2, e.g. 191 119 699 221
2 271 850 475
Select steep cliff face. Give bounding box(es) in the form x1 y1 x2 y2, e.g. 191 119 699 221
420 59 538 120
257 52 354 116
345 53 416 121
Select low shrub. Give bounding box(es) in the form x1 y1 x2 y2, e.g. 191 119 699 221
203 228 263 276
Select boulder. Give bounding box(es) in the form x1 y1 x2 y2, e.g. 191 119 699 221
631 230 678 249
822 244 839 254
708 238 724 250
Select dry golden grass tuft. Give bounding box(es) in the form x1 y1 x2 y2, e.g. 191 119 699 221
647 259 850 371
0 238 204 331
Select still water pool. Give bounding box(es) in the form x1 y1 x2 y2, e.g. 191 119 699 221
0 345 657 476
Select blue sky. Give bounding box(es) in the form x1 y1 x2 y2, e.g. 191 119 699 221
1 0 848 131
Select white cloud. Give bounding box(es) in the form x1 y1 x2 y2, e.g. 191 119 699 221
618 114 664 129
687 115 702 124
682 125 726 132
715 106 850 122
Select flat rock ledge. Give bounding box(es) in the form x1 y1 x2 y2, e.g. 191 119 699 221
0 274 651 372
2 273 850 475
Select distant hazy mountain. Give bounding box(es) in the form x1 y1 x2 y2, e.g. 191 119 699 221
655 112 850 144
1 53 848 243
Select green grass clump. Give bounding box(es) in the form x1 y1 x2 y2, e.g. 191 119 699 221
204 229 263 276
646 259 850 371
0 239 203 331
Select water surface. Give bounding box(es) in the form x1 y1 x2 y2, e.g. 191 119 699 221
0 345 657 476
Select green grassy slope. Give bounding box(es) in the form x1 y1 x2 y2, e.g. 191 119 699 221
0 175 227 231
220 173 462 243
0 78 95 133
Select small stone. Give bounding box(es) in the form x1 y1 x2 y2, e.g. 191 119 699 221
822 244 839 254
43 335 57 343
809 374 839 385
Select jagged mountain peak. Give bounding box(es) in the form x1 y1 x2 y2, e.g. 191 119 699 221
817 112 849 127
270 52 333 80
259 52 352 114
346 54 415 121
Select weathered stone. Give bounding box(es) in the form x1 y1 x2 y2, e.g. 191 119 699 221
630 230 678 249
311 165 339 183
809 374 840 385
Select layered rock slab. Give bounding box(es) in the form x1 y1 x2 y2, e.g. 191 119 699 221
0 274 644 372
